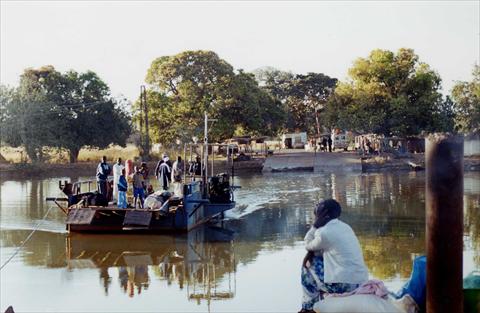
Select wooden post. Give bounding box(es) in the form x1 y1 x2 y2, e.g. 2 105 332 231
211 145 215 176
183 143 187 183
426 134 463 313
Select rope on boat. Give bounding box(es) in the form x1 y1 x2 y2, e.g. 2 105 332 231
0 205 55 271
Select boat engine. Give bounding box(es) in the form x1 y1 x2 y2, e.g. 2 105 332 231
208 173 231 203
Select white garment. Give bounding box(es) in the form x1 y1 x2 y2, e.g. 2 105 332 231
313 294 414 313
305 219 368 284
172 182 183 198
171 160 184 182
112 163 124 201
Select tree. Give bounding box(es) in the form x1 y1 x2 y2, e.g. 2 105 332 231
217 71 286 138
324 48 449 136
253 67 294 100
1 83 58 163
451 64 480 133
434 96 456 133
1 66 132 163
287 73 337 135
254 67 337 134
141 51 285 145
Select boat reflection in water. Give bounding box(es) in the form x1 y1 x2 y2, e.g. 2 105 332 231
1 172 478 312
65 226 236 303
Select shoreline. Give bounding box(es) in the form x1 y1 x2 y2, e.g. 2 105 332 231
0 159 265 181
1 153 479 181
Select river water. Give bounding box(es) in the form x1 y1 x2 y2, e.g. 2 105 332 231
1 171 479 312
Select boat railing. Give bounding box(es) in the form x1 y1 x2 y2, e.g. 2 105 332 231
183 142 237 202
59 176 114 196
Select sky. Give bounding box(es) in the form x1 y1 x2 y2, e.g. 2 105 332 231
1 1 479 102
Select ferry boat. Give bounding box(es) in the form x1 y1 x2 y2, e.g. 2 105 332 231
46 113 239 233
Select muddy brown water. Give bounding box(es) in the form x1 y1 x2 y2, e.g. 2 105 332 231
1 171 479 312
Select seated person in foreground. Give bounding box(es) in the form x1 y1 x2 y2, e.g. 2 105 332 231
299 199 368 313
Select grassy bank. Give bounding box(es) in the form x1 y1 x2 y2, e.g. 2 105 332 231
0 144 141 164
0 144 198 165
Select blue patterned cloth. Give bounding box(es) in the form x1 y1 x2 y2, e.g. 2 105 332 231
301 255 359 310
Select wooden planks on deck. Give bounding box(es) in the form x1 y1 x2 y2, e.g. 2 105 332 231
66 208 95 225
123 210 152 226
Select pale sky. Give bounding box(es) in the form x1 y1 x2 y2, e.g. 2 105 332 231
1 1 479 102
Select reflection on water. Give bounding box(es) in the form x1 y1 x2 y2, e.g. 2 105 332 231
0 171 479 312
65 227 237 304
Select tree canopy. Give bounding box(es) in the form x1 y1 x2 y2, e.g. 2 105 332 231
323 48 453 136
451 64 480 134
2 48 474 164
140 50 285 145
1 66 132 163
254 67 337 135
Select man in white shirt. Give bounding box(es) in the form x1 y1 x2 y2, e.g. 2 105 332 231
112 158 124 203
299 199 368 313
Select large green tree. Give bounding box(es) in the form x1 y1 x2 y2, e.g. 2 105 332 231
253 67 294 101
1 83 57 162
141 50 285 145
1 66 132 163
451 64 480 133
324 48 452 136
287 73 337 135
254 67 337 134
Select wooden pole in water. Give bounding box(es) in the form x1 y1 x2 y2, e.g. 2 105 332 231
211 145 215 176
426 133 463 313
183 143 187 183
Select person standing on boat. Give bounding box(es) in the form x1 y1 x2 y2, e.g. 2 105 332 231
155 159 171 191
96 156 111 199
188 155 202 179
322 137 328 152
299 199 368 313
132 166 145 209
117 168 128 209
112 158 124 203
163 153 173 168
140 162 150 191
171 156 185 197
171 156 184 183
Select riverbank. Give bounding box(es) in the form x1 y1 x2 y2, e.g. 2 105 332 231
0 159 264 181
263 150 480 173
1 152 479 181
362 154 480 172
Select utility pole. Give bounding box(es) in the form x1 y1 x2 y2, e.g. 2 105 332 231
140 85 150 161
138 95 144 156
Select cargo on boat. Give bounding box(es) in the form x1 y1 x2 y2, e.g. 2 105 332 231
46 113 239 233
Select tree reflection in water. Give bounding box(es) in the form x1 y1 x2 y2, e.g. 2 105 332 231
0 171 478 308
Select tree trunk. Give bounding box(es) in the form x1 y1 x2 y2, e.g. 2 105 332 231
314 108 321 137
69 147 80 163
25 145 39 163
